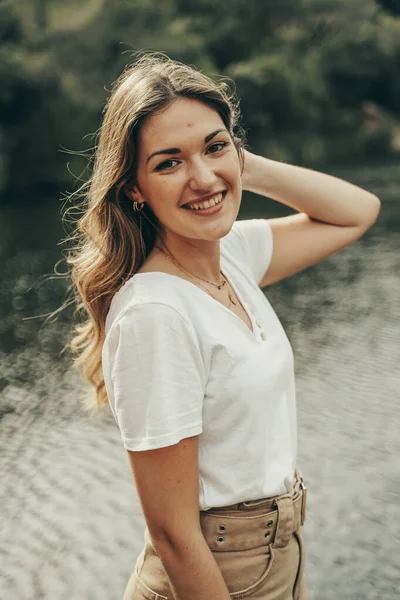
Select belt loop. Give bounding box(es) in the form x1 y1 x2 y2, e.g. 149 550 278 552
273 496 294 548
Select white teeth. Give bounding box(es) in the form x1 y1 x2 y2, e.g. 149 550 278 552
185 192 224 210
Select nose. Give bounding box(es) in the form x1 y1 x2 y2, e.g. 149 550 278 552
188 156 218 192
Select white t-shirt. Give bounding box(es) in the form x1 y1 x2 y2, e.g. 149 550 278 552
102 219 297 511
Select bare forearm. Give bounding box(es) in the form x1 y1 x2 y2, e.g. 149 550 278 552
154 533 230 600
242 152 381 227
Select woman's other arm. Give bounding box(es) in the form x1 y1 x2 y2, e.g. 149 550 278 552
242 150 381 227
127 435 231 600
241 151 381 288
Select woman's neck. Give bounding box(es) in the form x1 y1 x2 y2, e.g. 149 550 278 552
154 235 222 283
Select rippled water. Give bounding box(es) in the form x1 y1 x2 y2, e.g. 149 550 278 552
1 164 399 599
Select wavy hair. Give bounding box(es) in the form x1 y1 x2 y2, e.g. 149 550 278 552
64 52 246 411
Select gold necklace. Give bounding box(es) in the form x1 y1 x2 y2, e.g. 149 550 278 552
155 245 237 308
156 245 226 289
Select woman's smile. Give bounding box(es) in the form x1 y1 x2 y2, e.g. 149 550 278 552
182 190 227 215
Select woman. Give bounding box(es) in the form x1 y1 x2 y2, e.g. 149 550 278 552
67 53 380 599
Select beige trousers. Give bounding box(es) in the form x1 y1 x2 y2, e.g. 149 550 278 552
123 469 307 599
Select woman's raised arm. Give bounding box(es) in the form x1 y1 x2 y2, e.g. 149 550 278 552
241 151 381 288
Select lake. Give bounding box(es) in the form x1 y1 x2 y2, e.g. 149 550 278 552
1 163 399 599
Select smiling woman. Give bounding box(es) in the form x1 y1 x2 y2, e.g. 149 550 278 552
63 51 379 600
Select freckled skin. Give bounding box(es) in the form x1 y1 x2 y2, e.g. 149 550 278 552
130 97 242 270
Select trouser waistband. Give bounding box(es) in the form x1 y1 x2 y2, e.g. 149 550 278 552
199 469 307 551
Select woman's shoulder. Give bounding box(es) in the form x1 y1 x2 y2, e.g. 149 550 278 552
221 218 272 252
221 218 273 285
105 270 197 338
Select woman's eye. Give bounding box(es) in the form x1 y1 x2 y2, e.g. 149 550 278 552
155 143 228 170
155 159 179 171
207 141 228 154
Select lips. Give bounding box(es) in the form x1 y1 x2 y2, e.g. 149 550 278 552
183 190 226 211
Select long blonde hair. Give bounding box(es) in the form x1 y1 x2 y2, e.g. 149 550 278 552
64 52 245 411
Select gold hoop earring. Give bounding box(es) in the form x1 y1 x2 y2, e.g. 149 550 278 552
133 201 145 212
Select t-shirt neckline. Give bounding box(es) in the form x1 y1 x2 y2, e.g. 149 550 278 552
133 269 257 338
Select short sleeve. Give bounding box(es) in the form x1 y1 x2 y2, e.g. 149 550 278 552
224 219 274 285
106 303 206 451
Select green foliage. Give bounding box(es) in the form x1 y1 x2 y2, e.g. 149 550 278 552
0 0 399 200
377 0 400 16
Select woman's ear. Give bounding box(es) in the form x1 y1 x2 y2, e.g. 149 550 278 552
124 183 145 204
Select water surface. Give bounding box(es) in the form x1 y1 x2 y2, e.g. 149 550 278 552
1 164 399 599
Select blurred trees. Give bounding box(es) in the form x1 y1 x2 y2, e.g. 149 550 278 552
0 0 399 201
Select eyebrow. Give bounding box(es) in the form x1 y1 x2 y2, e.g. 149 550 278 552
145 128 227 164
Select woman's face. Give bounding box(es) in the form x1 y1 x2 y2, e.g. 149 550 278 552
132 97 242 247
